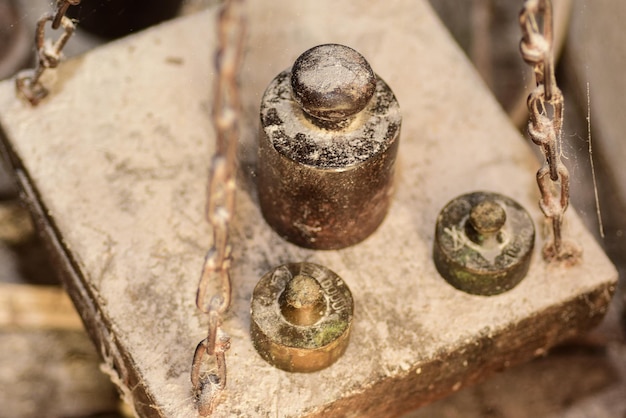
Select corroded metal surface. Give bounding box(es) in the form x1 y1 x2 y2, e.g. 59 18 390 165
291 44 377 123
433 191 535 296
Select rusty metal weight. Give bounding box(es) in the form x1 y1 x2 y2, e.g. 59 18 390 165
433 191 535 296
258 43 402 249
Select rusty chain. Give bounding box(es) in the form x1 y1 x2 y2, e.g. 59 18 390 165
519 0 579 262
15 0 81 106
190 0 246 415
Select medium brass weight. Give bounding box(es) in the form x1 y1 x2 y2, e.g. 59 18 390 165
250 263 354 372
258 44 402 249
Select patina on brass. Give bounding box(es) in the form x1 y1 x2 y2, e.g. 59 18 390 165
433 191 535 296
258 43 401 249
250 262 354 373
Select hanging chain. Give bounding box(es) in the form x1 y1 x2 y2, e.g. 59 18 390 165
15 1 81 106
519 0 580 262
190 0 246 415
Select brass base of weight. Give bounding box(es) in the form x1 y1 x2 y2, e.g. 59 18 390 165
250 263 354 373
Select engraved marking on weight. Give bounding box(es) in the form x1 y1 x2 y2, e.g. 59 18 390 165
319 277 347 313
270 266 291 288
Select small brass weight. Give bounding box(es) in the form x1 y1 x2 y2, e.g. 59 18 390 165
250 262 354 372
433 191 535 296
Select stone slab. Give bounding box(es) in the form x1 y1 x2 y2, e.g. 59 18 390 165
0 1 617 417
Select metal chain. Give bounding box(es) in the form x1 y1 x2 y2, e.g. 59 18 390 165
190 0 246 415
15 1 81 106
519 0 579 262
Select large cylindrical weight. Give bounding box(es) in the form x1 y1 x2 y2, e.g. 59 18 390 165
258 44 402 249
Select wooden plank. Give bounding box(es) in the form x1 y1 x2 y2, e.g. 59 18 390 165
0 1 617 417
0 201 32 243
0 283 83 330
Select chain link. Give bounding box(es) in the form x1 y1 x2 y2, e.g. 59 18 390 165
190 0 246 414
52 0 81 29
519 0 579 261
15 1 80 106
